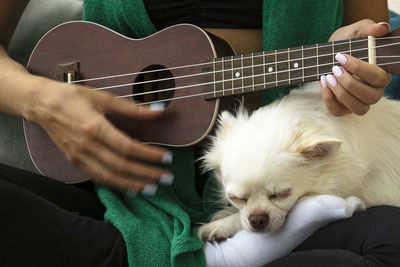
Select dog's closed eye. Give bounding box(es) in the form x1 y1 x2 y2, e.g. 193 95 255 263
228 194 248 204
268 189 291 201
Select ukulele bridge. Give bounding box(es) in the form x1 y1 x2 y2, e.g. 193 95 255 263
55 61 81 83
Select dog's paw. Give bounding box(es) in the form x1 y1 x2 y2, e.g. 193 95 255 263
198 220 236 242
198 214 242 242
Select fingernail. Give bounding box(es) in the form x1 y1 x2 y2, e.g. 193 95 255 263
150 102 165 111
159 173 175 185
125 188 138 197
332 66 343 78
162 151 173 164
142 184 158 196
335 53 348 65
320 75 327 88
326 75 338 87
378 22 390 31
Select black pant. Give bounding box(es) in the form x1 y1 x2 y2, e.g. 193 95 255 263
0 163 128 267
1 162 400 267
266 205 400 267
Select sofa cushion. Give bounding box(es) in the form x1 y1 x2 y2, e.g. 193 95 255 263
0 0 82 171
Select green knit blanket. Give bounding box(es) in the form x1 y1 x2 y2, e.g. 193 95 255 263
83 1 343 266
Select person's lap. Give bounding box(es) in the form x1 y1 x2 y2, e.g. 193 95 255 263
1 162 400 266
0 163 128 267
267 205 400 267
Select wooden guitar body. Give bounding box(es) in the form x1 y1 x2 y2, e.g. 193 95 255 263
24 22 236 183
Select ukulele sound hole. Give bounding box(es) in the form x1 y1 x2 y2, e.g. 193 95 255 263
133 65 175 107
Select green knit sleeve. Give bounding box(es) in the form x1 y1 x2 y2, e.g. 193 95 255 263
261 0 343 105
83 0 157 38
263 0 343 51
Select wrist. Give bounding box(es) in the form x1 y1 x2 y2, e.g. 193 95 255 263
22 75 53 123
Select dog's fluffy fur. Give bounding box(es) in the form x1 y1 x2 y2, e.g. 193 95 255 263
198 82 400 242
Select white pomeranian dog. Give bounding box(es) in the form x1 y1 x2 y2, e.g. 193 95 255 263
198 82 400 242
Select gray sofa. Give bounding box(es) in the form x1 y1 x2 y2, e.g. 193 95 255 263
1 0 82 171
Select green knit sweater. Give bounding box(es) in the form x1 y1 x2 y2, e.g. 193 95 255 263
83 1 343 266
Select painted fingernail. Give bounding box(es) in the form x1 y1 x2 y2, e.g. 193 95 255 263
150 102 165 111
142 184 158 196
162 151 173 164
332 66 343 78
378 22 390 31
159 173 175 185
335 53 348 65
320 75 327 88
326 75 338 87
125 188 138 197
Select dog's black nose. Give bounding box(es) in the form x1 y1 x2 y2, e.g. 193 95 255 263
249 214 269 230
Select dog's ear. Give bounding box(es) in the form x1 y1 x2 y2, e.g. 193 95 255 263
299 139 341 160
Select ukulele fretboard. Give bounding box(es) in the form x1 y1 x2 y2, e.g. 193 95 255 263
202 37 369 99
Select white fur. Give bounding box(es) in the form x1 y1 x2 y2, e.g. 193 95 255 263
198 82 400 241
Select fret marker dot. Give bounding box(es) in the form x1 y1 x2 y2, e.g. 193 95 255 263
268 67 273 72
294 62 299 68
235 72 241 78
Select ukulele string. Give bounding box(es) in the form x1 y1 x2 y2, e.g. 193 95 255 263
90 42 400 94
116 55 370 99
116 54 399 100
70 36 400 86
130 59 400 106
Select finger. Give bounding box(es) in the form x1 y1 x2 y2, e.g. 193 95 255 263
361 22 390 37
84 137 173 183
81 115 172 164
91 89 166 119
320 75 351 116
326 74 370 116
334 53 392 88
72 149 154 192
332 66 384 105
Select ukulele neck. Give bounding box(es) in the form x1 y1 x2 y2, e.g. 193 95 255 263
202 36 371 99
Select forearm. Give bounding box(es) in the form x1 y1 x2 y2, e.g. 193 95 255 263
343 0 389 26
0 0 43 119
0 45 42 119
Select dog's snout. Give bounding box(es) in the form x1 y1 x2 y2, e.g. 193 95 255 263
249 214 269 230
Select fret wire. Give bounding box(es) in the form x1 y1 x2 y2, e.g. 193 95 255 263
213 58 216 98
231 56 234 94
332 41 335 67
288 48 291 85
275 50 278 87
241 54 244 93
349 39 352 56
302 45 305 82
263 52 266 88
222 57 225 96
252 53 255 91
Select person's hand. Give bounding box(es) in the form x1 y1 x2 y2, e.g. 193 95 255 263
321 19 392 116
27 77 173 194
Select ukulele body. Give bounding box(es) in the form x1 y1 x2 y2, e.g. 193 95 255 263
23 21 400 183
24 22 237 183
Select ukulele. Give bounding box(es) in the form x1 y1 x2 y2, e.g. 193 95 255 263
24 21 400 183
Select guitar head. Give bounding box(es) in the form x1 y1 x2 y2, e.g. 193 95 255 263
376 26 400 76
